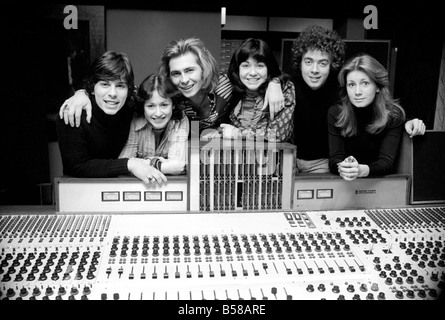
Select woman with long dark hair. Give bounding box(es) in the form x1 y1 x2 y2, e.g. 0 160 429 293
328 54 406 180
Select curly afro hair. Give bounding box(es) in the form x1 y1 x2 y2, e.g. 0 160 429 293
291 25 345 75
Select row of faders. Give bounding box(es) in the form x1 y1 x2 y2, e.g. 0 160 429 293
198 146 293 211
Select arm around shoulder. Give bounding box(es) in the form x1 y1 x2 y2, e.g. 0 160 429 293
59 90 93 127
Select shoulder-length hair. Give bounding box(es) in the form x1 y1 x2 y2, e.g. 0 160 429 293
135 73 184 120
85 51 136 107
291 25 345 75
228 38 287 97
158 37 219 94
336 54 405 137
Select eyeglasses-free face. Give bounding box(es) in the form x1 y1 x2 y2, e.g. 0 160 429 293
346 70 379 108
168 52 204 99
301 49 331 90
144 90 173 130
93 80 128 115
239 57 268 92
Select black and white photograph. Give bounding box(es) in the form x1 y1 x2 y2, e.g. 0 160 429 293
0 0 444 310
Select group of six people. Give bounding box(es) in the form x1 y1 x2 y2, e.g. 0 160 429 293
56 25 426 185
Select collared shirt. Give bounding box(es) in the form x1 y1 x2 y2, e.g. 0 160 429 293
119 112 189 165
176 74 233 133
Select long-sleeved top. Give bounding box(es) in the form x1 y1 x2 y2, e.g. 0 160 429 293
119 112 189 166
56 102 133 177
176 74 233 134
327 104 404 176
229 80 295 142
293 73 340 160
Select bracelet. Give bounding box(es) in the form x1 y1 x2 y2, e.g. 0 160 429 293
149 157 162 170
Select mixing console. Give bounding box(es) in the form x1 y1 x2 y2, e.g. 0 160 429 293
1 207 444 300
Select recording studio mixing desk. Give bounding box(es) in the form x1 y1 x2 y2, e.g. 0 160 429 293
1 206 444 300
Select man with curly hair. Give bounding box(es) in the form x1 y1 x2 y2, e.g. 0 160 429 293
291 25 424 173
291 25 346 173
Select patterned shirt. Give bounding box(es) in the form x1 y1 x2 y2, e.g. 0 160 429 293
176 74 233 133
229 80 296 142
119 112 189 166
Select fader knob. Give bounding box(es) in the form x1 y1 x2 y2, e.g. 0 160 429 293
83 286 91 295
45 287 54 296
417 290 426 298
371 283 379 291
26 273 36 281
431 272 439 282
416 275 425 283
70 287 79 295
6 288 16 298
428 289 438 298
33 287 41 296
19 288 29 297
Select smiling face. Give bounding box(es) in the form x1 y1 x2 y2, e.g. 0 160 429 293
144 90 173 130
300 49 331 90
168 52 204 99
239 57 268 92
93 80 128 115
346 70 378 108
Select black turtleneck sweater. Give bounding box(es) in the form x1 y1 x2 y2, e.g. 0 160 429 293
327 104 404 176
56 102 134 177
292 73 340 160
